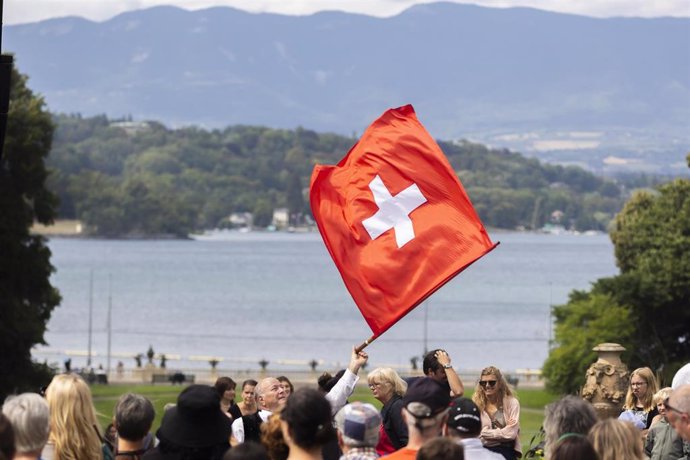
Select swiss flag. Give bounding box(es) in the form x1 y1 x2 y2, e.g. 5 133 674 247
310 105 497 340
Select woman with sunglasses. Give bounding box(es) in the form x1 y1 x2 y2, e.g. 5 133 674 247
472 366 521 460
620 367 659 433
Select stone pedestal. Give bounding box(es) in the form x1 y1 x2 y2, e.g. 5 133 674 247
143 363 156 383
581 343 629 419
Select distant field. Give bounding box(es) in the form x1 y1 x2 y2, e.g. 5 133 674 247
92 383 556 452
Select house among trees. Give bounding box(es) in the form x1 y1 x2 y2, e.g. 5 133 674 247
228 212 252 229
272 208 290 229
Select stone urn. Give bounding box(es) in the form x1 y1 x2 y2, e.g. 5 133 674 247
581 343 629 419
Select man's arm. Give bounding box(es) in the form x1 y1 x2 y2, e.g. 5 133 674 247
435 349 464 397
325 347 369 414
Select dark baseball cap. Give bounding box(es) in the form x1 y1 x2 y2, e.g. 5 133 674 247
402 378 450 418
447 397 481 433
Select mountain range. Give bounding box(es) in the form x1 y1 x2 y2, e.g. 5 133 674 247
4 2 690 174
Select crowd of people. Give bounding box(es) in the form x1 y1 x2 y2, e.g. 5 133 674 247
1 348 689 460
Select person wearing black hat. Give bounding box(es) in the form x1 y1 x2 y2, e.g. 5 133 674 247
445 397 503 460
142 385 231 460
385 378 450 460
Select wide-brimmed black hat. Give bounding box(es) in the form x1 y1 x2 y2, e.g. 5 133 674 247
157 385 231 448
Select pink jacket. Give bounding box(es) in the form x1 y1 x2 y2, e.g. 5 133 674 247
479 395 522 456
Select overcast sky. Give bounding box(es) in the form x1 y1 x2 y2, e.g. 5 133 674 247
3 0 690 25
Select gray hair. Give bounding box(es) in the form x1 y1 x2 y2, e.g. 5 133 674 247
114 393 155 441
544 395 598 457
2 393 50 454
670 384 690 414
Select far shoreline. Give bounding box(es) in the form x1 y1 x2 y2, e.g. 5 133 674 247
34 219 607 240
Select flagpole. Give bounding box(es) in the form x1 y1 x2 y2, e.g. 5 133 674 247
422 301 429 357
355 334 377 353
107 273 112 377
87 269 93 367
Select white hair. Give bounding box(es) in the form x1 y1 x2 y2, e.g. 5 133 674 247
672 363 690 389
2 393 50 453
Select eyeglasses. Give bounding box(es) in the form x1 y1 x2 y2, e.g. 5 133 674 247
368 382 382 389
664 397 688 416
630 381 647 387
479 380 497 388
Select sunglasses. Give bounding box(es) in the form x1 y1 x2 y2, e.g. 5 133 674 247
479 380 497 388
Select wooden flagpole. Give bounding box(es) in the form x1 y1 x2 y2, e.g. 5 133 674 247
355 334 377 354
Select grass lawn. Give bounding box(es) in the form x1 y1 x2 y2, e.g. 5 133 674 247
92 383 557 454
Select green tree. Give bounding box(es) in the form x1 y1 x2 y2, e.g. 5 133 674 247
253 198 273 228
544 162 690 392
286 172 304 224
0 65 60 400
542 292 634 394
606 178 690 369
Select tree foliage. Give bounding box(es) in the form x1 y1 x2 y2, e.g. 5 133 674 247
544 164 690 393
0 65 60 400
46 114 628 236
543 292 634 394
606 178 690 368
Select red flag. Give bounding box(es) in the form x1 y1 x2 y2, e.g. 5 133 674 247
310 105 497 340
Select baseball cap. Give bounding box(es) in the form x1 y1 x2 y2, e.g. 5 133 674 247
447 397 482 433
335 402 381 447
402 378 450 418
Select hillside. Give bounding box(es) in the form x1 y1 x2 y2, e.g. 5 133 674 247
5 3 689 175
47 114 626 237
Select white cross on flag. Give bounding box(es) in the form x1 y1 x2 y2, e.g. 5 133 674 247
309 105 497 339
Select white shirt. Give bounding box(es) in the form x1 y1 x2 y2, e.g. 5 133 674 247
325 369 359 415
458 437 505 460
231 409 271 443
231 370 359 443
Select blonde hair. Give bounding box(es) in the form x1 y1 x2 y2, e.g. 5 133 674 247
653 387 673 405
472 366 514 412
589 418 645 460
623 367 658 412
367 368 407 397
45 374 103 460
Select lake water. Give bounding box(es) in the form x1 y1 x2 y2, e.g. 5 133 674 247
37 231 618 373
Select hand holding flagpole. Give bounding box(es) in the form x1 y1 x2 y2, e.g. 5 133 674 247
355 335 376 354
349 345 370 373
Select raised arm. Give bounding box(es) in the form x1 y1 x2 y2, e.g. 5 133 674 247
325 346 369 414
435 349 465 397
